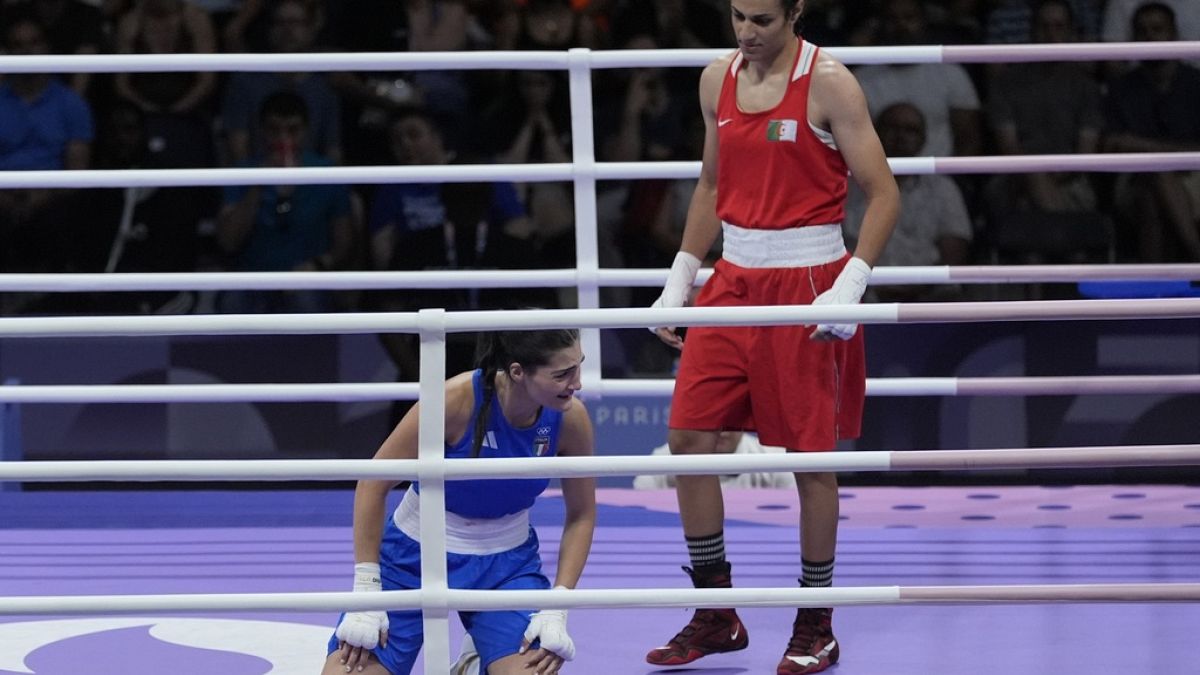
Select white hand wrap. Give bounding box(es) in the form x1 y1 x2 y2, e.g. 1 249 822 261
335 562 389 649
649 251 702 332
811 257 872 340
523 588 575 661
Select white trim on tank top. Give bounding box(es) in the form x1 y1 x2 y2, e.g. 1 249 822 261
394 487 531 555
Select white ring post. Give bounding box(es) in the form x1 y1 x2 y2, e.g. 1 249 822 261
0 378 20 493
416 308 450 674
568 48 604 397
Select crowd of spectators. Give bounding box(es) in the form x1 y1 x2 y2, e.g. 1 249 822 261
0 0 1197 370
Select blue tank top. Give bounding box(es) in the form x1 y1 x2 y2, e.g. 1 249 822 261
413 369 564 519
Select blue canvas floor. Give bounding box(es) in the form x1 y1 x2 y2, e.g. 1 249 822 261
1 487 1198 674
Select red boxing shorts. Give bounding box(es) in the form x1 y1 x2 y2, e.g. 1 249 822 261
669 254 865 451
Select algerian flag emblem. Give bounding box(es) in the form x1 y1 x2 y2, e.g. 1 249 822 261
767 119 798 142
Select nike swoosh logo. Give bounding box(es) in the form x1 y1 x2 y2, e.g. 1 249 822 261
786 639 836 666
718 119 733 127
731 624 740 640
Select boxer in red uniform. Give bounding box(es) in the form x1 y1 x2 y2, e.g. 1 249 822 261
646 1 899 673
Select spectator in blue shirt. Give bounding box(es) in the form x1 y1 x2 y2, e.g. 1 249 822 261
0 16 93 276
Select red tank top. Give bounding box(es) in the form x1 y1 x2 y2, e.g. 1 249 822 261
715 40 848 230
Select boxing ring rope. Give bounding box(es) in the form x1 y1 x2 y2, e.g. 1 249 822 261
0 263 1198 292
0 293 1196 402
0 42 1196 74
3 583 1199 617
3 152 1200 190
4 43 1200 673
0 300 1197 337
2 373 1199 403
3 443 1200 482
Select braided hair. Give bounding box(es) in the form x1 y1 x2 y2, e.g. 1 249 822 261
470 327 580 458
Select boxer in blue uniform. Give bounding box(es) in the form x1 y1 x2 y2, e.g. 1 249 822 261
322 328 596 675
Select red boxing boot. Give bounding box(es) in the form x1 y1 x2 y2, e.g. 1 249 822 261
776 607 839 674
645 564 749 666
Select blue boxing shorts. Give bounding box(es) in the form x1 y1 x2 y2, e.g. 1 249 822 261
327 517 550 674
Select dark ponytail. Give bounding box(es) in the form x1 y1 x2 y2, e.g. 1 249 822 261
470 332 502 459
469 327 580 457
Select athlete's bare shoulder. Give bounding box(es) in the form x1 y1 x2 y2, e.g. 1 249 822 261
698 51 736 111
811 50 855 89
708 50 739 74
809 50 869 127
563 397 591 428
704 51 738 82
444 370 479 430
558 398 594 457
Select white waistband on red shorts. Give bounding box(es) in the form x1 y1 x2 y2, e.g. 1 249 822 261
393 487 530 555
721 221 846 268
